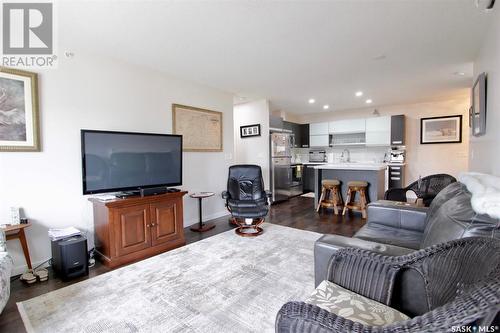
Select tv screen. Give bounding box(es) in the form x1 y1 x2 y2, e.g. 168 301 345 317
81 130 182 194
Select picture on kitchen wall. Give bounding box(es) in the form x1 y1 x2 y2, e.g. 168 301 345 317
0 68 40 151
420 115 462 144
240 124 261 138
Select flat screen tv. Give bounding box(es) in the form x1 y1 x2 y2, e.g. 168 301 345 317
81 130 182 194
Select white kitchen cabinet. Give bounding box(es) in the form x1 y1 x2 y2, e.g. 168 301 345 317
329 119 366 134
365 116 391 146
309 122 329 135
309 134 329 147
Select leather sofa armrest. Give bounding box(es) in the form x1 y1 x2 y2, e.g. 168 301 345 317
367 202 429 232
314 234 413 287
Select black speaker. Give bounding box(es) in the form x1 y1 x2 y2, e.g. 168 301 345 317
140 186 168 197
51 235 89 281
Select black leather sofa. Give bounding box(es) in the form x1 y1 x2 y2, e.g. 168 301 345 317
315 181 500 288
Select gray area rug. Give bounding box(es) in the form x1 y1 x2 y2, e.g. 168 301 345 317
18 224 322 333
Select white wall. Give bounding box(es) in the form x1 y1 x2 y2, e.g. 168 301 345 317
470 9 500 176
294 97 470 185
233 100 270 187
0 52 234 275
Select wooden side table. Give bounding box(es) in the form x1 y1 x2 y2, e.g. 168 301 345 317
189 192 216 232
2 223 32 270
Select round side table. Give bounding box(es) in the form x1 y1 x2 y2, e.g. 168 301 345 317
189 192 216 232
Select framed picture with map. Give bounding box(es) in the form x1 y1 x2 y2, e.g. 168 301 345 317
172 104 223 152
0 68 40 152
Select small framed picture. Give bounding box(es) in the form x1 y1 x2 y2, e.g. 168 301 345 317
420 115 462 144
240 124 261 138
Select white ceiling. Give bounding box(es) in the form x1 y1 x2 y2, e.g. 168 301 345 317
59 0 494 114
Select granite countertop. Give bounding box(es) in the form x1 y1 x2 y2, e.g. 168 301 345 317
313 162 387 171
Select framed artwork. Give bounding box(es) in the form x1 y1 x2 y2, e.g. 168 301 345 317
172 104 222 152
420 115 462 144
0 68 40 151
240 124 261 138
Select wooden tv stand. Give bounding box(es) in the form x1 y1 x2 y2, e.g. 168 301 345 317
89 191 187 268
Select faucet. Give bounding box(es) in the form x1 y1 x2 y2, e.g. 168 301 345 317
341 148 351 163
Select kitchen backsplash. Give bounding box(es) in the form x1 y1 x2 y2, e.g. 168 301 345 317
292 147 390 164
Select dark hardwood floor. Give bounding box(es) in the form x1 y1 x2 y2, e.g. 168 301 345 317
0 195 364 332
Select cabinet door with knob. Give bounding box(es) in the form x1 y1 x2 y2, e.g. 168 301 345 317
113 204 151 257
150 200 182 246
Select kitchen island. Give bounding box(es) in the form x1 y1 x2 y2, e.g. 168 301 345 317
313 163 387 209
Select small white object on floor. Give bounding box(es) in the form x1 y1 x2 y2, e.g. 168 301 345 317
34 268 48 282
20 270 36 284
458 172 500 219
300 192 315 198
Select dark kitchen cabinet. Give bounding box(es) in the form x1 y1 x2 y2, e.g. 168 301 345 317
283 120 293 132
391 115 405 146
303 165 316 192
284 121 306 148
299 124 310 148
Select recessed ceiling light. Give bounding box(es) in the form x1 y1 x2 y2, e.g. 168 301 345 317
453 71 466 76
323 105 329 110
365 99 373 104
308 98 315 104
355 91 363 97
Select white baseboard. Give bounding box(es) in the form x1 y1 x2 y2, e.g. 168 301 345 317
185 210 230 227
11 259 51 277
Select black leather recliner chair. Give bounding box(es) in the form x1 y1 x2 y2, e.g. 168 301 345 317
222 165 271 237
384 173 456 206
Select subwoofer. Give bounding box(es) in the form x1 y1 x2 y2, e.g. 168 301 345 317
51 235 89 281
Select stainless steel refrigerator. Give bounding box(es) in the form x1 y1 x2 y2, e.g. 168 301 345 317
270 132 292 203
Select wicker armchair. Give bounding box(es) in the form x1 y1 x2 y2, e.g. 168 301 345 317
384 173 456 206
276 237 500 333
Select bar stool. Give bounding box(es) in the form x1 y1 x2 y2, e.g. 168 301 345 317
316 179 343 215
342 181 368 219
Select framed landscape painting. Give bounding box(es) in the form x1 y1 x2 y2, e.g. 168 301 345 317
420 115 462 144
0 68 40 151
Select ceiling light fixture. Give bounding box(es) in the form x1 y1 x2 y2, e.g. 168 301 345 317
308 98 315 104
366 99 373 104
323 105 329 110
355 91 363 97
